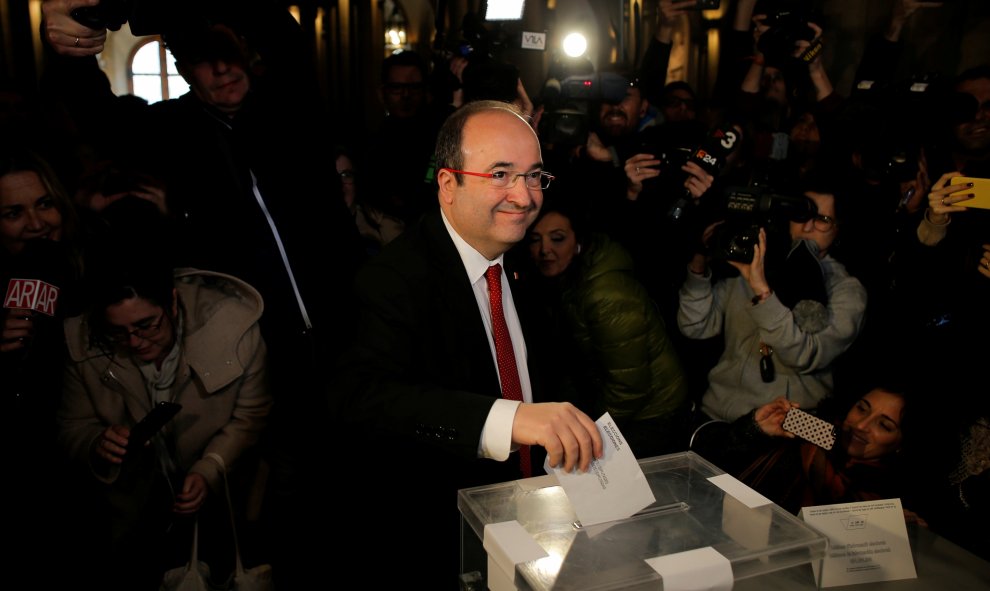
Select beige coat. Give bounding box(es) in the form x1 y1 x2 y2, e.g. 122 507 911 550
59 268 271 494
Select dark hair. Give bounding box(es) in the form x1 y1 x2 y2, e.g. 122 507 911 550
955 64 990 88
381 51 428 85
165 24 247 67
530 192 590 249
662 81 697 101
83 200 176 349
85 264 175 352
799 169 847 225
434 100 526 186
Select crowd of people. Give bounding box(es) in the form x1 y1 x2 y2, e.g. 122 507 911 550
1 0 988 587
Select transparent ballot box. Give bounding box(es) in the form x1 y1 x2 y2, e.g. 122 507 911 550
458 451 827 590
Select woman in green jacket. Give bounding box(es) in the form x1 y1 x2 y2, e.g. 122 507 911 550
526 199 690 457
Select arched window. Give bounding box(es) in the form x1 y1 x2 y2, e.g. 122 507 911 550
129 38 189 103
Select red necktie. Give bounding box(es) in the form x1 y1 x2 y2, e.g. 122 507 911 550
485 264 532 478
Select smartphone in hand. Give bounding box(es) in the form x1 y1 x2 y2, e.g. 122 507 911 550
127 401 181 452
949 177 990 210
782 407 836 450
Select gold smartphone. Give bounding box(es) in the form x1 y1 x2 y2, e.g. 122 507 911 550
949 177 990 210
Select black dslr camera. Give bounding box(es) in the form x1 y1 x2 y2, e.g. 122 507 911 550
713 185 817 262
755 0 818 68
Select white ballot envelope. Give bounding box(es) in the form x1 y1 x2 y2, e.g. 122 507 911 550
800 498 917 587
545 412 656 527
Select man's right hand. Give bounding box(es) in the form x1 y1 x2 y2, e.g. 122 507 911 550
512 402 603 473
42 0 107 56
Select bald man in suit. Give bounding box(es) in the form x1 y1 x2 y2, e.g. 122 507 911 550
335 101 602 586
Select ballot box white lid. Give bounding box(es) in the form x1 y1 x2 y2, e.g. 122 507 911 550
458 451 828 590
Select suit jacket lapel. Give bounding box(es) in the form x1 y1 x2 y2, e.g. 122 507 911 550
422 212 503 398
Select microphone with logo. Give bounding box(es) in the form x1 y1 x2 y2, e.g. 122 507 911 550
667 125 741 222
1 239 71 403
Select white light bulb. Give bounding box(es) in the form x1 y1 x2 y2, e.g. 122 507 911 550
562 33 587 58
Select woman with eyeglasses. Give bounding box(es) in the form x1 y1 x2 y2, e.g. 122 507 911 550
678 179 867 426
58 239 272 589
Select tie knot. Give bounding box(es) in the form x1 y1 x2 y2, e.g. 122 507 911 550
486 264 502 289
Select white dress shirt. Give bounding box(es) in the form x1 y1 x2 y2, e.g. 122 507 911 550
441 212 532 461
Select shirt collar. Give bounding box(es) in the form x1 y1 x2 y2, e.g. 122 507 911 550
441 210 504 285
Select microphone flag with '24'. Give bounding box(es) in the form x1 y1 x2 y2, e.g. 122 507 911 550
667 125 740 222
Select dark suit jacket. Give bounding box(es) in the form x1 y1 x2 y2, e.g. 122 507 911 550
333 211 558 585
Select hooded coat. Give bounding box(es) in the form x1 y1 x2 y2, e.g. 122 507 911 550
58 269 271 507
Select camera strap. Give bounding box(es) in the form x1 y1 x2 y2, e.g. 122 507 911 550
799 39 824 65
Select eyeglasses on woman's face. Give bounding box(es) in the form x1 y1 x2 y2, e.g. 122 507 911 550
105 311 168 344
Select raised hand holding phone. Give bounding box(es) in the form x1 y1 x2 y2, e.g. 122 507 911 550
949 177 990 209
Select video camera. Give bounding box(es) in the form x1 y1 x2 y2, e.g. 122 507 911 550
539 72 631 146
712 185 817 262
754 0 818 69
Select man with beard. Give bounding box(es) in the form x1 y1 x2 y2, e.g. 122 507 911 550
596 73 652 151
565 71 713 241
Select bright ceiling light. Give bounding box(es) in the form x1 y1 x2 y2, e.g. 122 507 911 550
562 32 587 58
485 0 526 21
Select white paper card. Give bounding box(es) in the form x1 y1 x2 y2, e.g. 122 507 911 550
708 473 772 508
800 498 917 587
483 521 548 568
645 546 733 591
545 413 655 527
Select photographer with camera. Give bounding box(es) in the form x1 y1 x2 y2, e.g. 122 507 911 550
729 0 841 188
677 179 866 424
